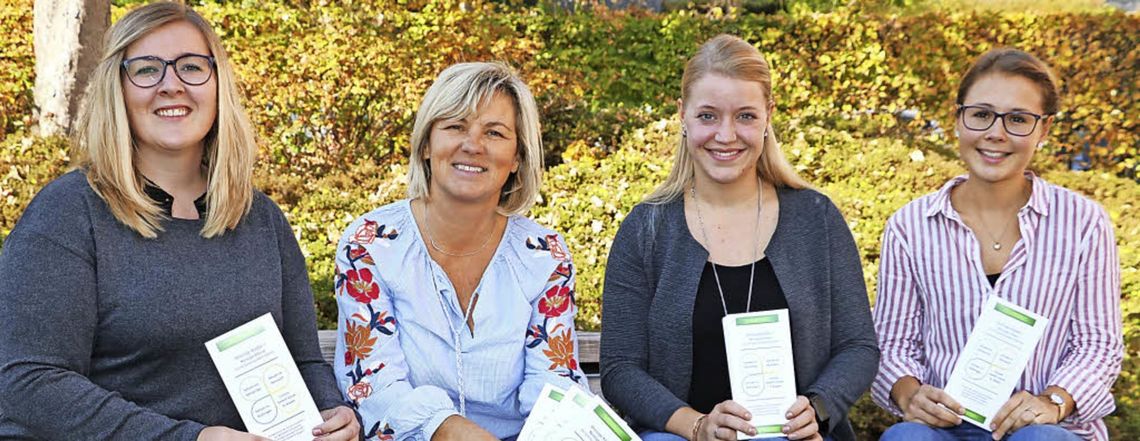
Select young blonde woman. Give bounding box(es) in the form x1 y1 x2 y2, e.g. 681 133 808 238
333 62 587 440
873 48 1122 441
600 35 879 441
0 3 357 440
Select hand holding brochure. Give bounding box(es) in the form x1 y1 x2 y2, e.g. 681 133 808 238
519 383 642 441
205 313 324 441
943 296 1049 430
722 309 798 440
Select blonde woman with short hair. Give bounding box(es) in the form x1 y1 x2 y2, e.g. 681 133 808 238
600 34 878 441
333 62 587 440
0 2 358 440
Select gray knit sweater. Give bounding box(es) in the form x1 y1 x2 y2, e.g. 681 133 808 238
599 188 879 441
0 170 344 440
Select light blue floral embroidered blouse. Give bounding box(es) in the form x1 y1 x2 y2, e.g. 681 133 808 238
334 200 588 440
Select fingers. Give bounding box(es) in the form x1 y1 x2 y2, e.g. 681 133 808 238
784 396 810 417
989 391 1027 434
905 385 964 427
313 406 361 441
710 412 756 438
711 425 739 440
926 387 965 416
782 396 818 440
714 400 752 420
991 392 1048 440
707 401 756 439
783 415 818 440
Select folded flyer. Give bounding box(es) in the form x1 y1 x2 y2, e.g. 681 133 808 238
205 313 324 441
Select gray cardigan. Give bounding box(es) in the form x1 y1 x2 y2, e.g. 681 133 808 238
599 188 879 441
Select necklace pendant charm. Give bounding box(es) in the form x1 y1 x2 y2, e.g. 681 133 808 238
992 242 1002 251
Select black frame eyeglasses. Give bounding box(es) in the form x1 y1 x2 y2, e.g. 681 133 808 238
956 104 1049 137
121 54 216 88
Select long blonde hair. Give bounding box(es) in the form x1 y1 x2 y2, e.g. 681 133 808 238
645 34 808 204
72 1 256 238
406 62 544 216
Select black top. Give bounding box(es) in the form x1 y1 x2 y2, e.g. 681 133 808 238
689 257 789 413
987 273 1001 287
142 179 208 216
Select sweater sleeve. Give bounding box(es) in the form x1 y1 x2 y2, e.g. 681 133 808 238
270 199 346 412
1046 207 1122 424
599 205 688 430
803 199 881 435
0 179 206 440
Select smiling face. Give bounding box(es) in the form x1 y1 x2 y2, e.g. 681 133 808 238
122 20 217 159
957 73 1051 185
425 92 521 205
681 73 772 188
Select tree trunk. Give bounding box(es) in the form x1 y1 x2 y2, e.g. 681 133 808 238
33 0 109 137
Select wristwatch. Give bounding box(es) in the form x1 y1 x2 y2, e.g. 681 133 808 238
1046 393 1066 421
807 394 831 436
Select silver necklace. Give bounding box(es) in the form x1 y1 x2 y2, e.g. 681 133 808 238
978 213 1017 251
967 185 1028 252
690 180 764 316
423 200 494 257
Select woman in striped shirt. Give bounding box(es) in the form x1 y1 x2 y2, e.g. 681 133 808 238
872 48 1122 441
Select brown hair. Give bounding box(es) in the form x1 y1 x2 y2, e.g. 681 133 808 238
956 48 1061 115
644 34 807 204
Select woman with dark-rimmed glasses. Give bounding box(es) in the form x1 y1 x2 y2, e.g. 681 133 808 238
872 48 1122 441
0 2 358 440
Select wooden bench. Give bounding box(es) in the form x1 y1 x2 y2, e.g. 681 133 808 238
318 330 602 394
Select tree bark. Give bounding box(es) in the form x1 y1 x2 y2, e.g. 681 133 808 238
33 0 110 137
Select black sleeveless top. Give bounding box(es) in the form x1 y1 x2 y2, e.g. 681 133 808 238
688 258 789 413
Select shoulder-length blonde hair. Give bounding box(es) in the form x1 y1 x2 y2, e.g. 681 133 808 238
406 62 544 216
72 1 256 239
645 34 808 204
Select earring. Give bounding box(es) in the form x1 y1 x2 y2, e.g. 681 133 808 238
681 127 688 138
954 130 960 137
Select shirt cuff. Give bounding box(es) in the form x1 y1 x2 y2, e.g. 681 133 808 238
421 409 460 441
873 365 923 417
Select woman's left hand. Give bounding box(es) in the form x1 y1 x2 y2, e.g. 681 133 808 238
782 396 822 441
990 391 1058 440
312 406 361 441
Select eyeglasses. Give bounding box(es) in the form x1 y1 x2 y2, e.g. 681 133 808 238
121 54 216 88
956 105 1048 137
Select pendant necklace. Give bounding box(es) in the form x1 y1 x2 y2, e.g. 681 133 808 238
970 184 1028 252
691 180 764 315
980 214 1016 251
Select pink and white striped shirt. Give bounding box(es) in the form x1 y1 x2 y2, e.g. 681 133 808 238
872 173 1122 441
